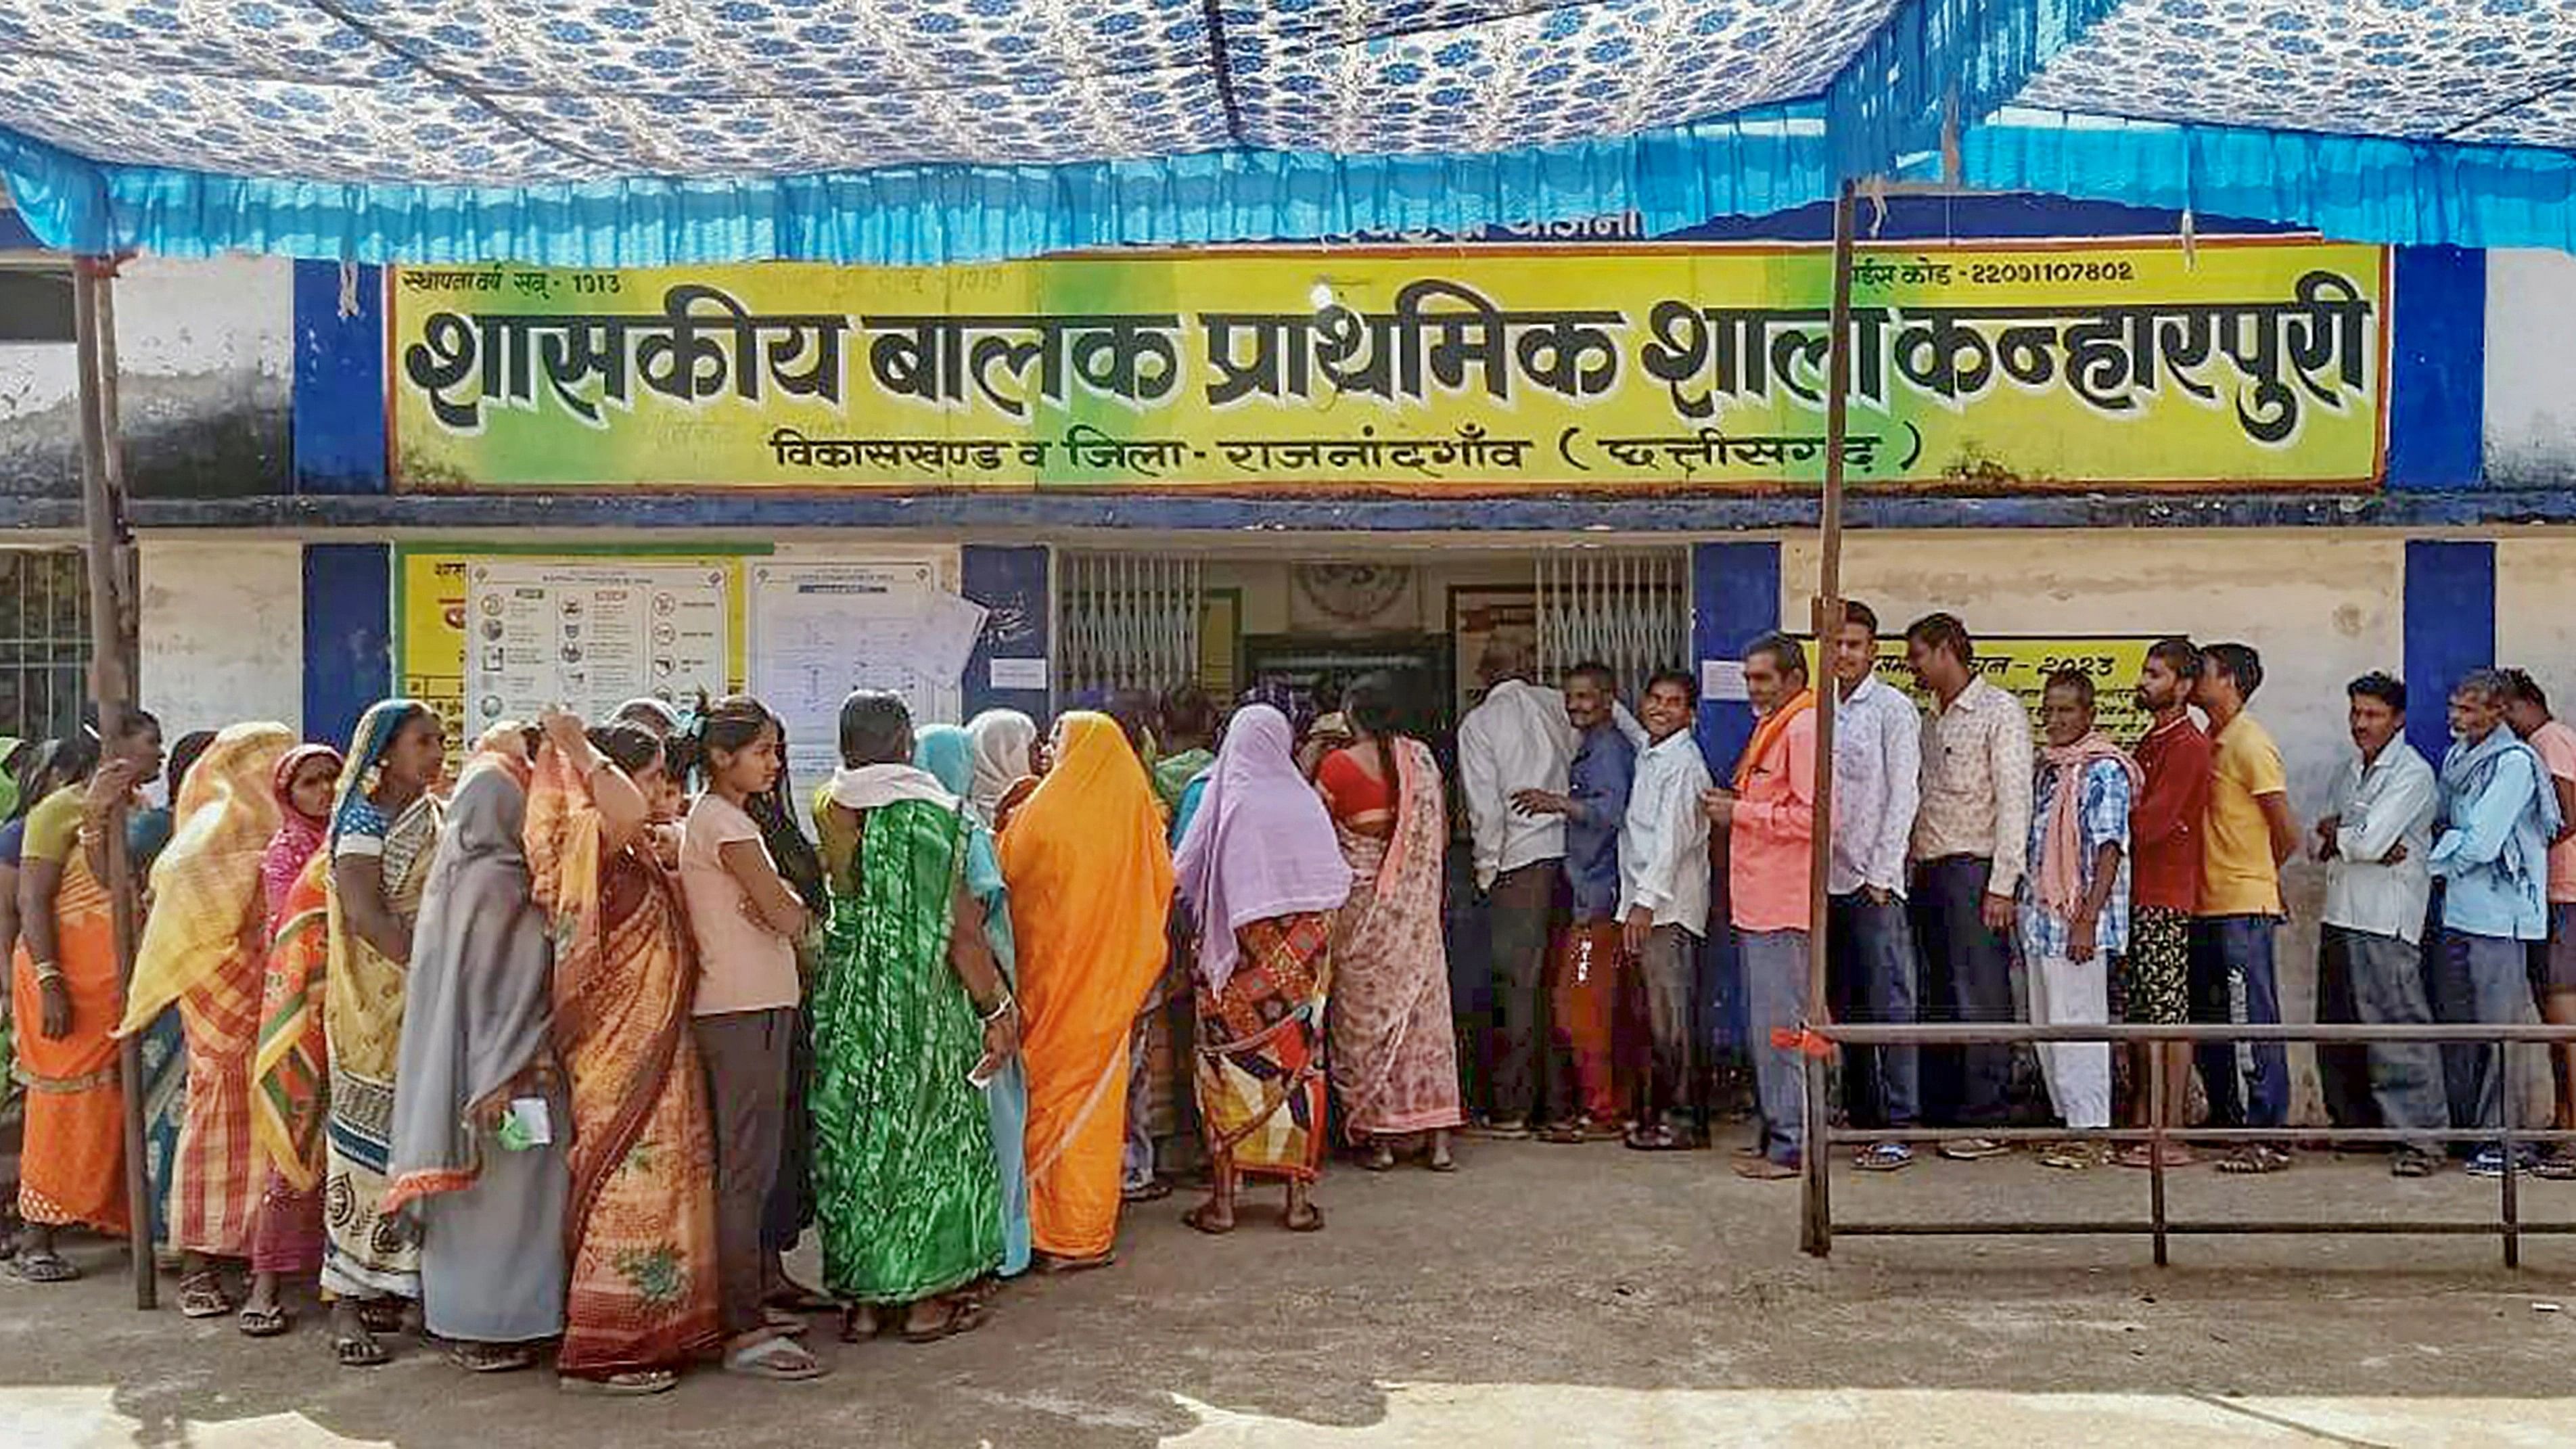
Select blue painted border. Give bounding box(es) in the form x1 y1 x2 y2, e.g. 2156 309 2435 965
302 543 391 750
2387 247 2485 492
2401 539 2493 765
292 260 388 497
960 545 1051 722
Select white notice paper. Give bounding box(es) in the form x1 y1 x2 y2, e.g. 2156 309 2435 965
989 657 1049 691
1701 659 1749 703
463 560 729 733
748 560 973 784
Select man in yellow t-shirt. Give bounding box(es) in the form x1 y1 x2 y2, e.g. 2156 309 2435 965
2191 643 2301 1172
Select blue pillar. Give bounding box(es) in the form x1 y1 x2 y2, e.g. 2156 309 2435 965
303 543 391 749
2401 540 2494 764
1693 540 1781 1070
292 260 388 496
961 545 1051 722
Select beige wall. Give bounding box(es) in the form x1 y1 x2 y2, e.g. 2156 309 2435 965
2495 538 2576 697
1778 529 2409 1124
138 537 305 744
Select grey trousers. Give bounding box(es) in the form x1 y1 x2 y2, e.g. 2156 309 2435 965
2327 925 2450 1154
1638 924 1702 1126
1122 1015 1155 1191
1742 929 1808 1164
694 1007 793 1341
2433 930 2542 1136
1485 862 1559 1126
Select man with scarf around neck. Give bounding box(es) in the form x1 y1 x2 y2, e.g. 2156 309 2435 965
1903 613 2033 1161
1703 633 1816 1180
2429 668 2562 1178
2015 672 2137 1171
2315 672 2446 1177
2192 643 2302 1175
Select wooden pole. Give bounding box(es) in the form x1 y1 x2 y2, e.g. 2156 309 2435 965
71 256 152 1310
1799 180 1859 1259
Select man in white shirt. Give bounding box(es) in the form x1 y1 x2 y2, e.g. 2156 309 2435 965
1824 602 1924 1172
1458 637 1576 1136
1619 670 1714 1150
2316 671 2445 1175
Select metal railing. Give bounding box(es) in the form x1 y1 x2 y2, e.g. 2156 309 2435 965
1805 1020 2576 1268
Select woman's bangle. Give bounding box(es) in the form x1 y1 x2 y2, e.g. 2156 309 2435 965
978 994 1015 1025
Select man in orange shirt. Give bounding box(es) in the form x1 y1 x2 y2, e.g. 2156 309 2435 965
1703 632 1817 1181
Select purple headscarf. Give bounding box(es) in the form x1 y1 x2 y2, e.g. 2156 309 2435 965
1173 704 1350 994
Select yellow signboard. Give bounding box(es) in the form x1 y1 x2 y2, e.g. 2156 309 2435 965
1803 636 2163 744
389 239 2385 493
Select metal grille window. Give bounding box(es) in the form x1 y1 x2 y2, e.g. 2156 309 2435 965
1536 549 1690 701
1056 552 1202 697
0 549 88 743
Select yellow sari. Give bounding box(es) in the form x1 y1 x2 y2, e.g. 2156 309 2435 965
118 723 292 1258
998 714 1174 1262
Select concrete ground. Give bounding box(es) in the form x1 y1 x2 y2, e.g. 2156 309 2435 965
7 1139 2576 1447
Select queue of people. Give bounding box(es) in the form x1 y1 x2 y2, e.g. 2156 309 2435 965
10 613 2575 1387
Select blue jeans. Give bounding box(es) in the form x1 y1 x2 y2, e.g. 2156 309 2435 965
2188 914 2288 1130
1829 891 1920 1128
1741 929 1809 1164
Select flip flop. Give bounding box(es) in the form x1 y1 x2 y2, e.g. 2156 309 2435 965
1180 1203 1236 1236
560 1369 678 1396
1281 1203 1325 1233
334 1331 390 1369
238 1304 294 1339
900 1299 989 1346
1122 1179 1174 1203
9 1251 79 1285
450 1342 540 1375
1732 1156 1801 1180
725 1335 828 1381
179 1271 234 1320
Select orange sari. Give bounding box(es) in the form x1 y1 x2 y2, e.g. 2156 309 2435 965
526 745 722 1375
12 796 127 1236
999 714 1174 1262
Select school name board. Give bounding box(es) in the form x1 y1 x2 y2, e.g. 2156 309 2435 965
387 240 2387 494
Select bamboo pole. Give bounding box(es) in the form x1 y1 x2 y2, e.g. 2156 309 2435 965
1799 180 1858 1259
71 257 152 1310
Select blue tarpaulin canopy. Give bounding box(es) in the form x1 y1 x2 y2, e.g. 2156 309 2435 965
0 0 2569 263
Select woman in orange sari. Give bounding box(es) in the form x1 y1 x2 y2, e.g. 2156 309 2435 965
526 716 722 1395
118 722 292 1318
998 712 1173 1272
9 710 166 1283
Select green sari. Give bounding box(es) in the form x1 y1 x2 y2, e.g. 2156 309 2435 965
810 797 1003 1304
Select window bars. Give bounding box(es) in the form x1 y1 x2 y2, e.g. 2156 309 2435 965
0 549 89 743
1055 551 1202 699
1536 549 1690 699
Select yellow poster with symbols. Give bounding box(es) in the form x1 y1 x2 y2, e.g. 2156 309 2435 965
1804 636 2162 743
392 546 754 756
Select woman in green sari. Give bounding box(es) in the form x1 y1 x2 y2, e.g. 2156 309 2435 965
809 692 1019 1344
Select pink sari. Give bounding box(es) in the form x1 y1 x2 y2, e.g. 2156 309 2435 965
1325 737 1464 1138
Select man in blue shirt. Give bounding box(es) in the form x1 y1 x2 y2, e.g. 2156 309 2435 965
2430 668 2563 1177
1513 662 1635 1140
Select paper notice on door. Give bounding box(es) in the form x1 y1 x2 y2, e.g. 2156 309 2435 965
1701 659 1749 703
989 656 1049 691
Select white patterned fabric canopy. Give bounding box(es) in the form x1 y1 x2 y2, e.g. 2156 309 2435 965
0 0 2570 262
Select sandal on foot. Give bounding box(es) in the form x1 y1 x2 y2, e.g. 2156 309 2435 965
1536 1121 1588 1145
334 1331 390 1368
1180 1203 1236 1236
726 1334 828 1381
1281 1204 1325 1233
1626 1124 1687 1153
451 1342 539 1375
179 1271 234 1320
840 1305 882 1343
1425 1150 1458 1174
1362 1145 1396 1172
1733 1156 1801 1180
9 1251 79 1285
1036 1251 1116 1275
900 1299 988 1346
1121 1179 1173 1203
238 1304 294 1339
354 1299 406 1335
561 1369 678 1396
2217 1145 2291 1175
